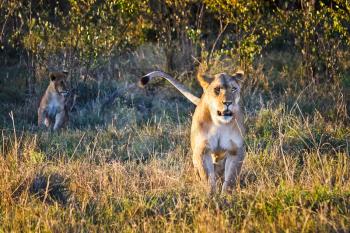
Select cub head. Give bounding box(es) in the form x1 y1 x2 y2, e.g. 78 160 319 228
198 70 244 124
49 71 69 96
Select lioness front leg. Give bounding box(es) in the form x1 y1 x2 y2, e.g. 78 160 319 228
222 147 245 193
53 111 65 131
193 143 216 193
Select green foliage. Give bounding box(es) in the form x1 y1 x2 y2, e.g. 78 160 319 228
203 0 283 65
284 0 350 80
1 0 349 81
20 0 148 68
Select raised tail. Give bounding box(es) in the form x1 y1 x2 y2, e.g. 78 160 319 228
139 71 200 105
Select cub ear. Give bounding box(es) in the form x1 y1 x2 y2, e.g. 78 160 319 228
232 70 244 83
49 72 56 81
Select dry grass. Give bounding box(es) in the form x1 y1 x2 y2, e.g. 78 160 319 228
0 50 349 232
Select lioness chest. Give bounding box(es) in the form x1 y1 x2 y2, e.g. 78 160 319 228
206 124 243 161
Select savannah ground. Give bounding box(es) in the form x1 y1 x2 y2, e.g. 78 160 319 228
1 1 350 232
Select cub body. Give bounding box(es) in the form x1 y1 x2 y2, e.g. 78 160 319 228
38 71 70 130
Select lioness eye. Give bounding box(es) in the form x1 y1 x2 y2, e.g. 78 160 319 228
214 87 220 95
232 87 237 92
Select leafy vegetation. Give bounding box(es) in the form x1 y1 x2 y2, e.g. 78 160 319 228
0 0 349 232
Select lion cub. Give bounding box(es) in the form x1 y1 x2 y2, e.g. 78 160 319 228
140 69 245 194
38 71 72 131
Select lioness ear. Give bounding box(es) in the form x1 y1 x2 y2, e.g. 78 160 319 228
232 70 244 83
49 72 56 81
197 73 213 89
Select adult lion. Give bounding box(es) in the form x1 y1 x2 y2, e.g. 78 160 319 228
140 69 245 194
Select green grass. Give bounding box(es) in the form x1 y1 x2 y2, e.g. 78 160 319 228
0 50 349 232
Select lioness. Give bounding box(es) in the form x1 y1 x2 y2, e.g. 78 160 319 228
38 71 72 131
140 69 245 193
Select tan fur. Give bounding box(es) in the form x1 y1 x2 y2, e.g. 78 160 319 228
140 69 245 194
38 71 71 131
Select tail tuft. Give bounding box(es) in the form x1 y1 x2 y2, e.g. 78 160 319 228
139 75 150 87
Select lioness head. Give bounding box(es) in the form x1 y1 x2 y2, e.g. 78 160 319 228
49 71 69 96
199 71 244 124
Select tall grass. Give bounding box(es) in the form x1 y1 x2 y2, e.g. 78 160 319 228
0 50 349 232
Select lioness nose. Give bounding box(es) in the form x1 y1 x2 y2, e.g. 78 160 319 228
223 101 232 107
